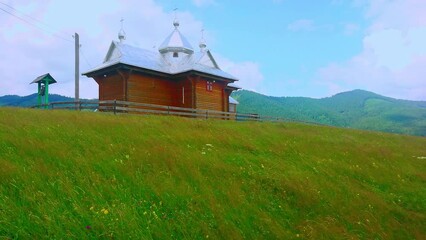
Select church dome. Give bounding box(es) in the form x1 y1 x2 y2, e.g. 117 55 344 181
158 21 194 55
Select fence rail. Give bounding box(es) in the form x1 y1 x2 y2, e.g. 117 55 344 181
30 100 324 125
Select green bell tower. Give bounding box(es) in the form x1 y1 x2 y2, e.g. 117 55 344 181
31 73 57 108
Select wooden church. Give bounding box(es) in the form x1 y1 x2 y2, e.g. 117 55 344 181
83 19 240 113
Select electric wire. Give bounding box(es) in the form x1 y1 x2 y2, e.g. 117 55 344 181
0 4 73 43
0 2 96 68
0 1 72 39
80 47 93 68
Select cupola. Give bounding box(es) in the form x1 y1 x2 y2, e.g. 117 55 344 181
158 20 194 56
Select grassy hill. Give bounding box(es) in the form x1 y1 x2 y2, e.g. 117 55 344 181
0 108 425 239
232 90 426 136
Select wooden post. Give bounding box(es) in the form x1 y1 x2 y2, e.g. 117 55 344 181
44 79 49 109
37 82 41 108
75 33 80 103
113 99 117 115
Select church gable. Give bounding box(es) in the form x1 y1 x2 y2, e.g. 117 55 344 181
103 42 122 63
197 50 219 69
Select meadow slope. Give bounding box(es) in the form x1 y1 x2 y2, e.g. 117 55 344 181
0 108 425 239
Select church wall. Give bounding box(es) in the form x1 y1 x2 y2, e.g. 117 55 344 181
127 73 178 106
178 77 195 109
98 75 125 101
195 77 225 112
224 89 234 113
96 71 232 113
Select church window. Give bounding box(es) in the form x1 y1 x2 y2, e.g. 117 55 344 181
206 81 213 91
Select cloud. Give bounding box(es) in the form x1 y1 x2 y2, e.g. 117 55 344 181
316 0 426 100
363 0 426 31
287 19 315 32
0 0 257 99
215 55 264 92
343 23 360 35
287 19 334 33
0 0 120 98
192 0 216 7
226 62 264 92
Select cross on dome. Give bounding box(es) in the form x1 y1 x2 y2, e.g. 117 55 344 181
199 29 207 51
118 18 126 43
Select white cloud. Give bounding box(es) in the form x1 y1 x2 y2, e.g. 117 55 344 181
343 23 360 35
192 0 216 7
287 19 334 33
216 55 264 92
0 0 120 98
287 19 315 32
316 0 426 100
227 62 264 92
0 0 257 99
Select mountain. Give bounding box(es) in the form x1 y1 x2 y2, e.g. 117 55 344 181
0 93 75 107
232 89 426 136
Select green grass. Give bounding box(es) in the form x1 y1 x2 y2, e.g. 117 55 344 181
0 108 425 239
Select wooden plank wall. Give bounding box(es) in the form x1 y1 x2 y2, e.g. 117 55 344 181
180 77 194 109
97 71 232 112
224 89 233 112
127 73 178 106
98 75 125 101
195 78 225 111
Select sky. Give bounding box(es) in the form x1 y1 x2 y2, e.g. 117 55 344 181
0 0 425 100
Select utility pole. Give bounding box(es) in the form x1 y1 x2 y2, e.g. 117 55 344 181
74 32 80 103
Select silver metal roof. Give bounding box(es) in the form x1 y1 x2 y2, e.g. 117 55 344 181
228 82 241 89
229 96 239 105
158 29 194 54
83 23 240 83
83 41 239 81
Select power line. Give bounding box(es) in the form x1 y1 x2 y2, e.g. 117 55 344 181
0 5 73 43
80 46 93 68
0 1 72 39
0 1 84 100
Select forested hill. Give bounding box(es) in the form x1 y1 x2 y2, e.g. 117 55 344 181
0 93 74 107
232 89 426 136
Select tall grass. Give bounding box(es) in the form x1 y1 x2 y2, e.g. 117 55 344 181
0 108 425 239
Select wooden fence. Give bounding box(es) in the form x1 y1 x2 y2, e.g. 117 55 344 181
30 100 319 124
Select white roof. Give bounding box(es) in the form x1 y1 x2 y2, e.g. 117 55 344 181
228 83 242 89
83 23 239 82
229 96 239 104
159 28 194 54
